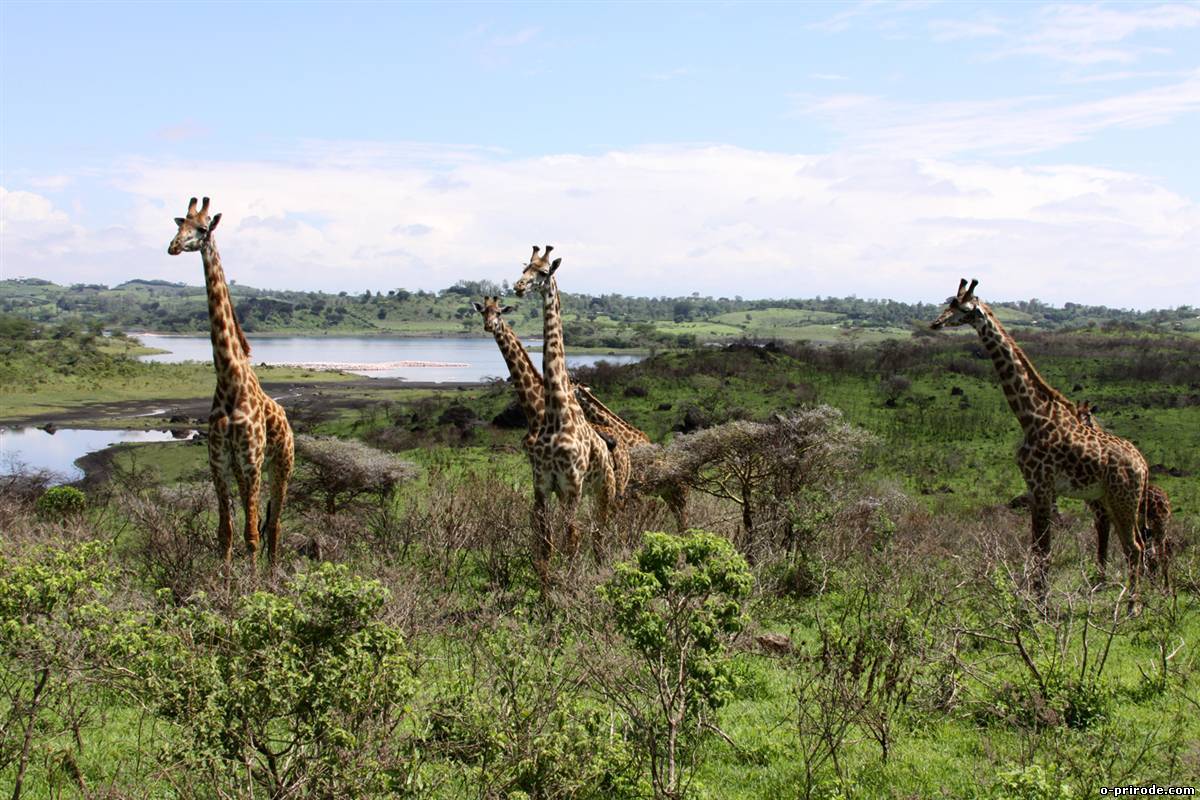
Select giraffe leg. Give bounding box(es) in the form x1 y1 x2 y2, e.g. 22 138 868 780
1088 500 1110 584
664 484 688 533
1030 492 1055 607
562 483 584 563
264 457 290 572
1110 503 1143 615
531 486 553 592
235 450 264 568
207 423 235 568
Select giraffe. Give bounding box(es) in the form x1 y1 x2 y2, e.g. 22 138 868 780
573 383 690 531
471 295 623 479
168 197 294 569
1075 401 1172 576
512 246 617 584
931 279 1150 607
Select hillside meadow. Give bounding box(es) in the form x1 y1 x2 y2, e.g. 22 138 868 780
2 319 1199 798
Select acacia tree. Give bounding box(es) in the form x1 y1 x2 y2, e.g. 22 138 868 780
293 435 417 513
651 407 874 559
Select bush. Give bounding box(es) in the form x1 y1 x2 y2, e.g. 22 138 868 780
293 435 417 513
592 530 752 799
35 486 87 519
118 564 417 797
0 542 114 797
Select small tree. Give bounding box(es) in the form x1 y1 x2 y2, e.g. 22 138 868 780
293 435 417 513
118 564 416 797
654 407 874 559
593 531 751 799
0 542 113 799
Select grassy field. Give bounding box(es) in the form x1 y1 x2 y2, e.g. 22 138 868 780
3 325 1199 798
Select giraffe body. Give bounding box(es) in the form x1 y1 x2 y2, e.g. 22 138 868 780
1077 402 1172 575
573 384 689 530
169 197 294 569
513 247 616 584
473 296 624 482
932 280 1149 606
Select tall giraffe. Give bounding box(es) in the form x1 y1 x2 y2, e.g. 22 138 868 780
168 197 294 569
512 246 616 583
931 279 1149 605
472 296 624 481
573 384 689 531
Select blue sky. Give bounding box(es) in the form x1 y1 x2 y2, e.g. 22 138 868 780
2 1 1198 308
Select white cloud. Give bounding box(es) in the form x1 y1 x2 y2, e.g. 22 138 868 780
1011 2 1200 65
798 69 1200 156
3 143 1197 309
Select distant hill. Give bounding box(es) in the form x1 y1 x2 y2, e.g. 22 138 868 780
0 277 1193 349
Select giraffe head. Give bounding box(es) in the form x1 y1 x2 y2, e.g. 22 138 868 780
1076 401 1099 428
471 296 517 334
513 245 561 297
930 278 982 330
167 196 222 255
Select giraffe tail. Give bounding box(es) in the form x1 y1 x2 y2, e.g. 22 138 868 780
259 499 272 537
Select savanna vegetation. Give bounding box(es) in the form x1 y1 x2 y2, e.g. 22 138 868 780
4 277 1197 349
2 310 1200 798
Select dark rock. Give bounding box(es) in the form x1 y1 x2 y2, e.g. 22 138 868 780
1073 384 1084 392
756 632 793 655
676 406 709 434
296 537 323 561
950 386 964 396
657 402 673 411
169 414 188 424
491 401 526 429
623 385 649 398
438 404 478 429
38 422 57 434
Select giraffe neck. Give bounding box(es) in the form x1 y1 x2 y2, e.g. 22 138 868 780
971 303 1064 433
577 386 649 443
492 319 544 433
540 276 573 432
200 238 252 387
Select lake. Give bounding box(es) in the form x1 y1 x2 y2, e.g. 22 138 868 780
135 334 642 382
0 427 197 483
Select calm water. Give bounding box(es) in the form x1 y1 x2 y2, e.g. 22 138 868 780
136 334 641 382
0 427 197 483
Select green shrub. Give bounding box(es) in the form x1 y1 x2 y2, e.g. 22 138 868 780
0 542 114 797
35 485 87 519
120 563 417 797
595 530 752 799
994 763 1075 800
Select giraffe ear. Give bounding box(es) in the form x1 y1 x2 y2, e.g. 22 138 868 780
471 302 484 313
548 258 561 276
208 213 222 233
174 217 186 227
501 305 516 314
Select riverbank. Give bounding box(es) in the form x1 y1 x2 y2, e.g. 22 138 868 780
1 375 488 429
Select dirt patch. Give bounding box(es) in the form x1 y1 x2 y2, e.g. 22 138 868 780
2 378 487 429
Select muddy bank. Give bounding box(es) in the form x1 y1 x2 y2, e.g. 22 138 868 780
3 377 489 429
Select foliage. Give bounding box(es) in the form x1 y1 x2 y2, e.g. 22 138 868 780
0 542 114 798
293 434 418 513
594 531 752 799
647 408 874 559
430 620 642 799
34 486 87 520
114 564 417 798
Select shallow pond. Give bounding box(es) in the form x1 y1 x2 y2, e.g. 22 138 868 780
0 427 196 483
135 334 641 382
